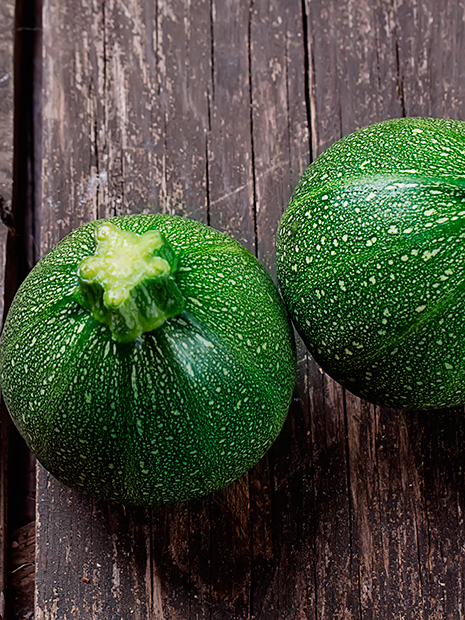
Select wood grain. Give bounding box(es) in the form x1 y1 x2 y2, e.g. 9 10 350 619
0 0 17 616
9 521 35 620
0 0 14 233
33 0 465 618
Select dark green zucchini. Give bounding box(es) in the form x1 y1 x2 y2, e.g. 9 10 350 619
277 117 465 410
0 214 296 505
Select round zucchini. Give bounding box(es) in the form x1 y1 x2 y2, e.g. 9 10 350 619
276 116 465 410
0 214 296 505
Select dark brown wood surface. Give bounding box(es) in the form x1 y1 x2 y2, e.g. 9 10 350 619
2 1 43 617
0 0 15 616
21 0 465 617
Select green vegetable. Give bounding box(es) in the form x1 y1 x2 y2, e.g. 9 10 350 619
0 214 296 505
276 117 465 410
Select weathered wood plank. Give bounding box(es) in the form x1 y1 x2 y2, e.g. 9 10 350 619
247 2 312 618
207 0 255 250
0 1 39 618
389 3 465 617
0 0 14 237
0 0 14 613
38 0 151 616
305 2 395 617
9 521 35 620
250 0 309 272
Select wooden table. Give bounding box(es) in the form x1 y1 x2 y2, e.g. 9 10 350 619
3 0 465 617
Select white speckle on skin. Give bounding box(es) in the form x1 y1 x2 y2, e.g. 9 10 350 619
196 334 214 348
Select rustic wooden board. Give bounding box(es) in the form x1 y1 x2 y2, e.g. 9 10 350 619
0 0 14 233
2 1 43 618
34 0 465 618
0 0 16 616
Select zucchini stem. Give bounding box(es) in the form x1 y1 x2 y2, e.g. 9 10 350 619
74 222 185 342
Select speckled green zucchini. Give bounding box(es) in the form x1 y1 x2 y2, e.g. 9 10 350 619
276 117 465 410
0 214 296 505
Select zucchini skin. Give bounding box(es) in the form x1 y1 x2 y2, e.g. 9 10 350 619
0 214 296 505
276 117 465 410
